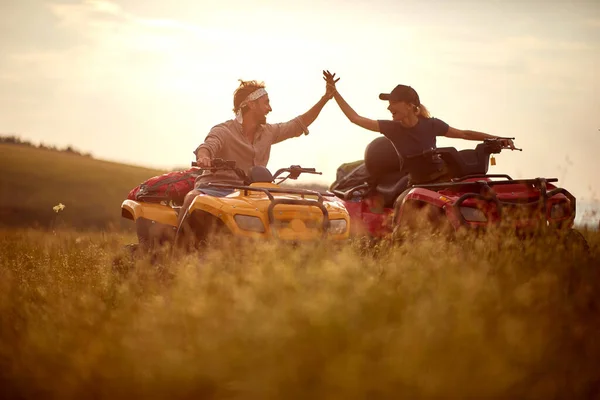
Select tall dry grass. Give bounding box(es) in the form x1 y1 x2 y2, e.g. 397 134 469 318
1 228 599 399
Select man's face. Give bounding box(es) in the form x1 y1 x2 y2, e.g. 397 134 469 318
248 95 272 124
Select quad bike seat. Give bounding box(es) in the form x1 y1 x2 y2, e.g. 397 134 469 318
362 137 497 206
363 137 410 207
436 145 491 178
401 143 494 184
376 172 410 208
249 166 274 183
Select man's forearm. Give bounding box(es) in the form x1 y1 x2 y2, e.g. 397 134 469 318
298 95 330 127
194 132 223 159
194 147 211 160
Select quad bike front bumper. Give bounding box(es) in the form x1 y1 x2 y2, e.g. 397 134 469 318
191 183 350 242
437 178 577 232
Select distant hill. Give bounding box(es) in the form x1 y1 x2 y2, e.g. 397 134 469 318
0 143 329 231
1 142 596 231
0 143 166 230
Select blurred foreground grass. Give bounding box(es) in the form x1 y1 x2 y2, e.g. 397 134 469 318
1 228 599 399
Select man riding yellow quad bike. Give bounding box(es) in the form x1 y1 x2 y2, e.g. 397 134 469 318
121 159 350 251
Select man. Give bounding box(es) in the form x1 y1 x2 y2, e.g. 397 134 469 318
176 78 334 229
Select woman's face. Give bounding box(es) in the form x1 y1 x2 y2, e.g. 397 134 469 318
387 100 415 121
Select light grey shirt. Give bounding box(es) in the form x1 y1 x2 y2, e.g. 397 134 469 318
194 117 309 185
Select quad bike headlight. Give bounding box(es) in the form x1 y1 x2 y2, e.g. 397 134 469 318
550 202 571 219
459 207 487 223
328 218 348 235
234 214 266 233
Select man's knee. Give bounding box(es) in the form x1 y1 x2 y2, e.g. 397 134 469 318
184 189 201 204
178 190 200 224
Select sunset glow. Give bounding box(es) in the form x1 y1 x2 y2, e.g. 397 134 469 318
1 0 599 200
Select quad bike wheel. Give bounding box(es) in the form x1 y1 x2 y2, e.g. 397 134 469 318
173 209 233 253
559 228 590 254
392 200 453 243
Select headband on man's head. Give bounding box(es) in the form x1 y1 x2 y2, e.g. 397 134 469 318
235 88 268 123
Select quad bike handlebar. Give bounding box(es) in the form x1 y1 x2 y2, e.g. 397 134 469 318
482 137 522 152
403 137 522 162
191 158 236 168
273 165 322 183
190 158 323 184
191 158 250 184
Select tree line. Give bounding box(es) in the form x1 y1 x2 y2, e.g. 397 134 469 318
0 134 93 158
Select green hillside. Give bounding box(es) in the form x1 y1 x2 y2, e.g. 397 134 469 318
0 143 166 230
0 143 330 230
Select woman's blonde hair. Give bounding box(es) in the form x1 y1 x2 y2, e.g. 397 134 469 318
417 103 431 118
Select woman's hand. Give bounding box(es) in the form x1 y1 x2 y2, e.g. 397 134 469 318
498 137 516 150
323 70 340 99
321 70 380 133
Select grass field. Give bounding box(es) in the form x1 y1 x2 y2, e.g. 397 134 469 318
2 142 600 398
1 228 599 399
0 143 166 230
0 143 330 231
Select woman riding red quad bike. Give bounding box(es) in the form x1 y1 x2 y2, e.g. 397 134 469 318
331 136 586 247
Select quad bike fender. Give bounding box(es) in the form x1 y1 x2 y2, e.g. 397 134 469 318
187 195 253 236
121 199 178 227
392 187 460 229
121 200 179 248
394 187 450 214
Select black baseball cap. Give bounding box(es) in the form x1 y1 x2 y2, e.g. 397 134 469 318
379 85 420 106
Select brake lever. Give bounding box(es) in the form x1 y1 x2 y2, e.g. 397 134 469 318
301 169 321 175
483 136 522 152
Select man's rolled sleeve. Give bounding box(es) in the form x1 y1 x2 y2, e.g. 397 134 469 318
193 127 225 158
271 117 309 144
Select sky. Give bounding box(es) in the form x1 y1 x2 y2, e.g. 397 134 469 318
1 0 599 203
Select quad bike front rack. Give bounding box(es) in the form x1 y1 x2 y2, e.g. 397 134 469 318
203 183 332 234
413 177 576 227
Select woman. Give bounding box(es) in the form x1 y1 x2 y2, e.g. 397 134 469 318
323 70 514 183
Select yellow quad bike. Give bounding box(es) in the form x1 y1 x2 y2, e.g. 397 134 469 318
121 159 351 251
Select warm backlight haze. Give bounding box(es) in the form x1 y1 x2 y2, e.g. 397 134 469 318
1 0 599 203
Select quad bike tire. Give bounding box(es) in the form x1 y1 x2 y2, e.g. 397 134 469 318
392 200 453 243
173 209 233 253
560 228 590 254
552 228 592 300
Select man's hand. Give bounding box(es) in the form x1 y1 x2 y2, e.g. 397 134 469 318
195 148 212 167
196 156 212 167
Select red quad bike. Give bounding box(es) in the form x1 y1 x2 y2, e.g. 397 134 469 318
331 136 589 249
